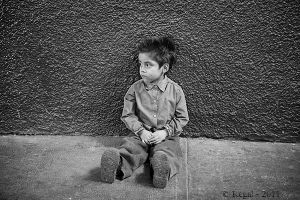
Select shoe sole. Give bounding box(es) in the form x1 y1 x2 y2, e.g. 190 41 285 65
100 148 120 183
152 152 170 188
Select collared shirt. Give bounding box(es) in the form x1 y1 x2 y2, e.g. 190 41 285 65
121 76 189 137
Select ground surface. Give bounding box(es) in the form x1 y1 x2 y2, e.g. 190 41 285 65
0 135 299 200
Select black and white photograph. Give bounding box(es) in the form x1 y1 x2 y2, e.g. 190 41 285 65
0 0 299 199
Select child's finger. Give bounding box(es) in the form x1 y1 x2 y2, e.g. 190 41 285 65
146 137 151 143
148 139 154 143
155 139 162 144
149 134 154 139
148 136 157 143
153 140 158 144
157 138 163 144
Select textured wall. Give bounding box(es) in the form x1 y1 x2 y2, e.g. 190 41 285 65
1 0 299 142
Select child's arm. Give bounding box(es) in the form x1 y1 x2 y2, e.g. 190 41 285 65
164 86 189 137
121 85 145 136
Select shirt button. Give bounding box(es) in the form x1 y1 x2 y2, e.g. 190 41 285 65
153 114 157 118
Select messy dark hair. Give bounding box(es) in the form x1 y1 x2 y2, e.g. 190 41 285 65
137 36 177 71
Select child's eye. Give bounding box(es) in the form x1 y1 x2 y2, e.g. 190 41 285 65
139 63 151 69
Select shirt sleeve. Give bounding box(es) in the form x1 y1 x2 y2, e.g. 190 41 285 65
120 84 145 135
165 86 189 137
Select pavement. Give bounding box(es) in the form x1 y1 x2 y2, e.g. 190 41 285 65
0 135 299 200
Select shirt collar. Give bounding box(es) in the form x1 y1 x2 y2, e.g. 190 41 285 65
144 76 168 92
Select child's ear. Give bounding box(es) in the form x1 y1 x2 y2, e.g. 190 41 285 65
162 64 169 73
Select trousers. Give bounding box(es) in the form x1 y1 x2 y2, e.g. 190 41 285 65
117 134 183 180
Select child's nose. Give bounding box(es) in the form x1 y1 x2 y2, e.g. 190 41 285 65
140 66 147 73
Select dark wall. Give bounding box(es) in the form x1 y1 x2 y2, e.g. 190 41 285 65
1 0 299 142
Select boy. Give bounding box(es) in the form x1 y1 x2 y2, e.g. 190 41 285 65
100 36 189 188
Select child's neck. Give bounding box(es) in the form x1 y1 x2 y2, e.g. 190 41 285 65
149 74 165 85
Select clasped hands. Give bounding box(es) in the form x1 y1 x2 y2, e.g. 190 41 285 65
139 129 168 145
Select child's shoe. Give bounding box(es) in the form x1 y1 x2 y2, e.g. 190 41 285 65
100 148 122 183
151 151 170 188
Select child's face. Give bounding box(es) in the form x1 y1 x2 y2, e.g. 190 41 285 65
138 52 167 83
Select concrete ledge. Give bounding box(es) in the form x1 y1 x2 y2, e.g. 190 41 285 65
0 135 299 200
